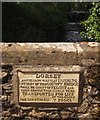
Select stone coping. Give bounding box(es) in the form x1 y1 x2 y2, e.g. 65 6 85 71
0 42 99 65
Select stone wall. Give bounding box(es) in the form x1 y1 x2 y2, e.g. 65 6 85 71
0 42 100 120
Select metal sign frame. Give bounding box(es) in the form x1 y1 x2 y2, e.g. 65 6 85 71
13 65 84 108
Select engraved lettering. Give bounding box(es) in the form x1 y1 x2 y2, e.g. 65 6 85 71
36 73 61 78
18 72 80 103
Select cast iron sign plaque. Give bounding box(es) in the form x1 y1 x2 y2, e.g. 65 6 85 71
13 66 84 107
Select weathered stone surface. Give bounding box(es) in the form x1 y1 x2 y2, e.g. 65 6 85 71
21 107 33 111
1 42 100 66
0 71 7 78
1 43 78 65
24 116 32 120
2 111 11 117
61 110 71 119
77 42 99 66
78 113 92 119
48 111 60 119
0 42 100 120
1 95 7 101
78 102 89 113
91 104 99 116
29 110 47 118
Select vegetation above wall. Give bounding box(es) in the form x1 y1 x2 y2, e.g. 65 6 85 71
3 2 99 42
3 3 68 42
80 2 100 42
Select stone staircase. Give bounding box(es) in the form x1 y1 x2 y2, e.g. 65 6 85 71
65 11 88 42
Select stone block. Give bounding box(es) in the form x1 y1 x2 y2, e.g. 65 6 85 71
77 42 99 66
0 43 78 65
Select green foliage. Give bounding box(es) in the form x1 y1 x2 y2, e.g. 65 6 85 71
69 2 92 11
2 3 68 42
3 2 94 42
80 3 100 42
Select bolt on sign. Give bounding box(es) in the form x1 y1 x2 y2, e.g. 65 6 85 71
13 66 84 107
